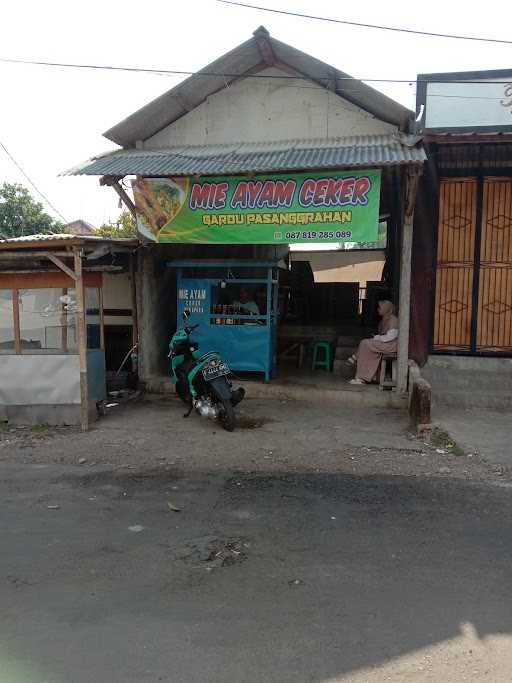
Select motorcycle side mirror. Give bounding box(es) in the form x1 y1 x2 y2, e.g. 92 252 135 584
183 309 191 320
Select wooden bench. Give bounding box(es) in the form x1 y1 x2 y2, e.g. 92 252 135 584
379 353 397 391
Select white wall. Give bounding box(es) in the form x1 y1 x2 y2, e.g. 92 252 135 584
145 67 396 148
102 273 133 326
0 355 80 405
102 273 132 309
291 250 385 284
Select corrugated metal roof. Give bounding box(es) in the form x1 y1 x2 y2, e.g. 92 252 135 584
67 134 425 177
0 233 137 249
104 27 412 147
1 233 94 243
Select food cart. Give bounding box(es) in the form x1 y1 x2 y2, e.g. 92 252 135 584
168 260 279 381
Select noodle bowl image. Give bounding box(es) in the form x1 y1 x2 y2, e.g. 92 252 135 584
133 178 189 239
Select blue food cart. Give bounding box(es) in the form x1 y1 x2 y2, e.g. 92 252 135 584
168 260 279 381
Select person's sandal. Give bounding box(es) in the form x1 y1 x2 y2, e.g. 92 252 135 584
345 354 356 366
349 378 366 385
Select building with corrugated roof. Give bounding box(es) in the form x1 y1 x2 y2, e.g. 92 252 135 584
16 27 427 419
0 234 138 427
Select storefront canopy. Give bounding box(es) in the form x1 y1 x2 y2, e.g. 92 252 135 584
66 134 425 178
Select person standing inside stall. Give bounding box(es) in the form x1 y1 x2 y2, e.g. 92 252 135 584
233 287 260 316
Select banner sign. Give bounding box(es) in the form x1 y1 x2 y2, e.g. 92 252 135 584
133 169 381 244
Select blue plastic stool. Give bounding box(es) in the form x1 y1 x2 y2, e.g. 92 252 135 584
312 341 332 371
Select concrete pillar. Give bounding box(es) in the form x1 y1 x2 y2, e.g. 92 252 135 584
397 167 422 394
136 247 176 385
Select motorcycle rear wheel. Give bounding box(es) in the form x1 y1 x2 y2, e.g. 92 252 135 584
218 398 236 432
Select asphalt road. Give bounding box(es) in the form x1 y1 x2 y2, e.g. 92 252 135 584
2 462 512 682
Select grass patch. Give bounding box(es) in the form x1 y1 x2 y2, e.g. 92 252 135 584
430 427 465 457
30 423 50 435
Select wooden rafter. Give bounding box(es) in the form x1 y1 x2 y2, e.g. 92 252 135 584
43 253 77 281
100 176 137 218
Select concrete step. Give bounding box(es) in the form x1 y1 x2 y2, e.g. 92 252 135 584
431 390 512 411
143 374 406 408
423 369 512 392
423 356 512 400
243 382 406 408
427 355 512 373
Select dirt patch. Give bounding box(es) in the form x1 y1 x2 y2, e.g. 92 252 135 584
0 424 77 449
237 415 272 430
1 399 509 485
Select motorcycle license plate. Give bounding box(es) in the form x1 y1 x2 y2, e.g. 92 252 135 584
203 361 230 381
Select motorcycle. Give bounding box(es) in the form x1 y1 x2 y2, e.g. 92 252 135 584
168 310 245 432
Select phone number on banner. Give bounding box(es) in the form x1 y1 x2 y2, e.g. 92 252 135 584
284 230 353 240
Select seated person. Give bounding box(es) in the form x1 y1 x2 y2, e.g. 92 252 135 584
233 287 260 316
346 300 398 385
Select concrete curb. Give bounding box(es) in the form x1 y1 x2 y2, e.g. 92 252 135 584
143 376 408 409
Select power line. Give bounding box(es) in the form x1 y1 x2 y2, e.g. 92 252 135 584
218 0 512 45
0 139 69 223
1 55 512 85
427 93 512 100
0 56 188 76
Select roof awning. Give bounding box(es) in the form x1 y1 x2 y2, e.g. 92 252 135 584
65 134 426 178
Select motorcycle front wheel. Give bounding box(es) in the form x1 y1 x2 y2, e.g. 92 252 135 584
218 398 236 432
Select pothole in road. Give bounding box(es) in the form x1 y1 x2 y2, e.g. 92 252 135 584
176 536 250 568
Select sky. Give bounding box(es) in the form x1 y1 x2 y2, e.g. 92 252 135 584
1 0 511 227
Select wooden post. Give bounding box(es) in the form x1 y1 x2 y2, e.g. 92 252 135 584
129 253 139 350
60 287 68 353
99 285 105 351
397 166 422 393
12 289 21 354
74 249 89 431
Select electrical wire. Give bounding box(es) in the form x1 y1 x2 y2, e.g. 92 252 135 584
0 55 512 85
217 0 512 45
0 139 69 223
427 93 512 100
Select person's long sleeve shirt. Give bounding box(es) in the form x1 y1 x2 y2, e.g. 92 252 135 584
373 328 398 343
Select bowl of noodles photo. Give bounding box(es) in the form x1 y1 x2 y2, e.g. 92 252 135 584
133 178 189 240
